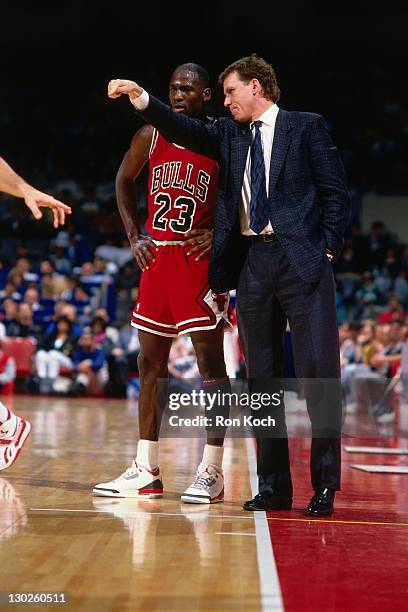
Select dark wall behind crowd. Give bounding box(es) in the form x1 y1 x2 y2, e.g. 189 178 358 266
1 1 408 196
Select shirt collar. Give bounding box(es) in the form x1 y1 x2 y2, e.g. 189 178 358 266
250 103 279 128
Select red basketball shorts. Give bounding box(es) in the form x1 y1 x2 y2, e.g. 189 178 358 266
131 243 229 337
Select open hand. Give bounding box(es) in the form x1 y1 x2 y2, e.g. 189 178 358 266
131 236 159 271
184 228 213 261
22 186 71 228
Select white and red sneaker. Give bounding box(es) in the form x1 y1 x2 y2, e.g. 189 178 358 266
0 415 31 472
93 461 163 498
181 464 224 504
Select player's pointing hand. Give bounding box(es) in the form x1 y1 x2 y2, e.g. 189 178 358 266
108 79 144 101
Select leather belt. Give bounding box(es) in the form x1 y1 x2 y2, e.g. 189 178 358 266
247 233 278 243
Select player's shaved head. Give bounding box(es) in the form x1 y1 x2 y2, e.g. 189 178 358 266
173 63 210 88
168 63 211 117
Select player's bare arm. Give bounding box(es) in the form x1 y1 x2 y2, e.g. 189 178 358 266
116 125 158 271
0 157 71 228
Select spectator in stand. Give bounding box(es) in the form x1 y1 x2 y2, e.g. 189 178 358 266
71 329 107 396
34 315 75 394
383 248 400 279
7 303 42 340
368 221 390 269
64 222 91 267
377 295 406 323
355 272 380 319
6 271 25 298
335 246 358 275
23 287 45 323
38 261 68 299
116 261 140 298
1 299 18 332
340 322 362 367
45 303 83 339
116 313 140 375
372 268 392 304
93 308 119 345
168 337 200 390
0 332 16 396
90 316 114 354
90 315 123 396
0 283 22 302
12 257 39 284
63 281 92 322
394 271 408 309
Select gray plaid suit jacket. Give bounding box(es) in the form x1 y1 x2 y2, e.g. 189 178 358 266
138 96 350 293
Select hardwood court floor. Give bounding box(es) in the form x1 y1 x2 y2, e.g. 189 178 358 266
1 396 408 611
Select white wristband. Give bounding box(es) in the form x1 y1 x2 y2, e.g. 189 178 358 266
131 89 149 111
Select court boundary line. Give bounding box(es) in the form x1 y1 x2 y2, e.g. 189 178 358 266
245 437 284 612
28 508 408 528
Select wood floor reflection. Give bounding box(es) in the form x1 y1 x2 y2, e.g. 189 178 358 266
0 397 262 611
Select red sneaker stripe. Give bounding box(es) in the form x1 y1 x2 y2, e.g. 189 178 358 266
210 488 224 502
13 421 27 447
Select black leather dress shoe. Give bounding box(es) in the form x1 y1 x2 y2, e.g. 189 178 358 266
306 488 335 516
243 492 292 511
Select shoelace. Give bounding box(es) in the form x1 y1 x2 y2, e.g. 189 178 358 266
193 468 217 490
119 460 139 480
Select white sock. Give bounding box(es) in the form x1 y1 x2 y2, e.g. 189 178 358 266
0 402 10 424
136 440 159 470
0 403 17 436
201 444 224 471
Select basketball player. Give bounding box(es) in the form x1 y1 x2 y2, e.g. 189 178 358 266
0 156 71 471
93 64 230 504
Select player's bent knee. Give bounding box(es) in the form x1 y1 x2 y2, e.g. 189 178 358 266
137 353 167 380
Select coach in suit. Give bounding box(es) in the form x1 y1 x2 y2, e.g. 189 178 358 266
108 53 350 516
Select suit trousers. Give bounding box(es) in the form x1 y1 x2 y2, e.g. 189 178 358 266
237 237 342 495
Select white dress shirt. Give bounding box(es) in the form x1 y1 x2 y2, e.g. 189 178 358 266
131 93 280 235
240 103 279 235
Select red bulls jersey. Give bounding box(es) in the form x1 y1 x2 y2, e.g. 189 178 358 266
145 128 219 240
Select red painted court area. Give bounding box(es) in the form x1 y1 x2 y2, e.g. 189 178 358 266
266 438 408 611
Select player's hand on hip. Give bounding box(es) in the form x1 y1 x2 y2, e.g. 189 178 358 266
185 229 213 261
108 79 143 101
132 236 158 271
22 185 72 228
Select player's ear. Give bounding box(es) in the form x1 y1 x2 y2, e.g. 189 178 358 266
202 87 211 103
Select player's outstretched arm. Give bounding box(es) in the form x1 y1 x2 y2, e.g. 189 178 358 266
108 79 220 160
0 157 72 228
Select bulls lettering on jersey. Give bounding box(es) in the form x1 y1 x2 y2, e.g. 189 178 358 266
145 129 219 240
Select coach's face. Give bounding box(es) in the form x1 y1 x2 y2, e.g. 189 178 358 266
169 69 210 117
223 71 257 123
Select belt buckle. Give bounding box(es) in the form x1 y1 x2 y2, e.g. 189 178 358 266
262 233 274 243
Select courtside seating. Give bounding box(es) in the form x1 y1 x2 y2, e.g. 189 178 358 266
2 337 36 378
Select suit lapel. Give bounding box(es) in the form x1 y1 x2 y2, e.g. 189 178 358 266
269 109 292 196
231 127 251 200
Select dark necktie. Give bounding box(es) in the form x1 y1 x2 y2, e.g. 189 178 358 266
249 120 269 234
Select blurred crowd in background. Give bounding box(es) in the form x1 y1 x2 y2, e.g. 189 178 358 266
1 3 408 405
0 194 407 407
